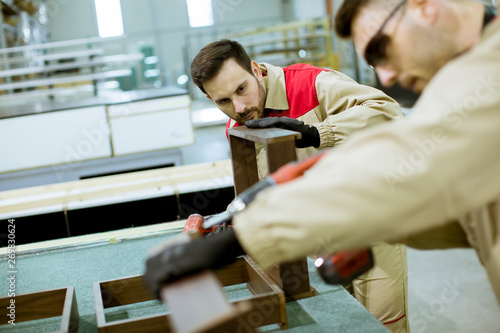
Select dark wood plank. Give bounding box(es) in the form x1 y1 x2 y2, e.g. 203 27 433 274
99 275 153 308
0 288 66 324
229 135 259 194
279 260 317 301
266 141 297 174
97 314 171 333
214 257 248 286
227 127 317 302
228 127 301 144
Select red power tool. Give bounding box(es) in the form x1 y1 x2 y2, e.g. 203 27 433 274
200 152 374 285
183 213 231 239
183 214 210 238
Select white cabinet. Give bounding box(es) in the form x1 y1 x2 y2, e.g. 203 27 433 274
108 95 194 156
0 94 193 177
0 106 111 173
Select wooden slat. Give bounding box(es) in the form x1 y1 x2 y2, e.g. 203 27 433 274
0 288 64 323
60 286 79 333
228 126 301 145
0 161 232 215
0 53 144 78
160 271 254 333
266 141 297 174
94 257 285 332
233 294 287 329
96 313 171 333
215 257 248 286
0 49 104 65
99 276 153 309
0 160 231 200
0 69 130 91
245 256 278 295
0 35 127 54
227 127 317 302
0 287 77 331
229 135 259 195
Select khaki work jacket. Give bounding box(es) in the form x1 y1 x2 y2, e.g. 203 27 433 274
227 63 403 176
234 13 500 302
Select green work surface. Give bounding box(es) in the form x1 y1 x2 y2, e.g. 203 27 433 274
0 228 388 332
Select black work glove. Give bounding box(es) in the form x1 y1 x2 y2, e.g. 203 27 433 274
205 222 230 238
143 228 245 298
246 117 320 148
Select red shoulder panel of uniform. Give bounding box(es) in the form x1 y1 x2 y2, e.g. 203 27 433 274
226 119 240 139
279 63 324 119
225 64 325 138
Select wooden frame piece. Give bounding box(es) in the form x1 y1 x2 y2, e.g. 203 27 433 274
0 286 79 333
93 256 287 333
228 126 318 301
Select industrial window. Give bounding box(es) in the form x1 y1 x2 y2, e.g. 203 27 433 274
94 0 124 38
186 0 214 28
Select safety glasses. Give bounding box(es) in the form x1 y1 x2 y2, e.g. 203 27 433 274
364 0 407 67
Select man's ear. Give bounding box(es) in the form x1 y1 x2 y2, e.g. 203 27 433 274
251 61 263 82
408 0 438 25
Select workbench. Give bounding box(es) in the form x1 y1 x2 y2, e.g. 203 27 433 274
0 127 389 332
0 223 389 332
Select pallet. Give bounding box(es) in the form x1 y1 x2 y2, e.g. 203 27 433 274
93 256 287 333
0 286 79 333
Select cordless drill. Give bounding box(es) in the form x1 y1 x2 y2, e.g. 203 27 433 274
192 152 375 286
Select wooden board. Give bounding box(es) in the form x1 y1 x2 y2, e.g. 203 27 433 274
227 127 317 301
0 160 232 216
93 256 287 333
0 286 79 333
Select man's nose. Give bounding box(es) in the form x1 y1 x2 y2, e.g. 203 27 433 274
233 98 246 114
375 67 398 87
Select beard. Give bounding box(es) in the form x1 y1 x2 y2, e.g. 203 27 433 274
237 78 266 124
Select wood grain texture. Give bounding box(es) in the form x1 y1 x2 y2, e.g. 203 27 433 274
0 286 78 333
94 256 285 332
0 160 232 215
229 135 259 195
228 126 301 144
227 127 317 301
266 141 297 174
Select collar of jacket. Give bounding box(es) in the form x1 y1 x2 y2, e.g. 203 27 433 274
259 62 289 112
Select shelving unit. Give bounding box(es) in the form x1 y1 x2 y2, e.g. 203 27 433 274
1 0 49 91
0 34 145 99
225 17 339 70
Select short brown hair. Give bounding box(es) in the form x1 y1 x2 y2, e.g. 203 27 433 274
190 39 252 94
334 0 369 38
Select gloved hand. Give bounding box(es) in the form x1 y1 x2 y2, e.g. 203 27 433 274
246 117 320 148
143 228 245 298
205 221 230 238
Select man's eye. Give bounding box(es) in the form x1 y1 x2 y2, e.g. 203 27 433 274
238 85 245 92
219 99 228 105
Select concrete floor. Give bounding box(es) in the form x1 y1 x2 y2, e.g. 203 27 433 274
408 248 500 333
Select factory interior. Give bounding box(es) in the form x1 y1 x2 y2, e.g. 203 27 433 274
0 0 499 332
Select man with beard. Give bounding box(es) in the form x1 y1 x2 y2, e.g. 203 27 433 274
144 0 500 329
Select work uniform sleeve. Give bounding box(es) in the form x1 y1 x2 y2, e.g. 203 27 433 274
311 71 404 148
401 222 471 250
232 33 500 269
